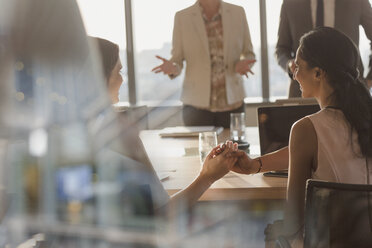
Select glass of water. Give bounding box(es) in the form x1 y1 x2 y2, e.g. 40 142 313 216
230 112 246 142
199 131 217 164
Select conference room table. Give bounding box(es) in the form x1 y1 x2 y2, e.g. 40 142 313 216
139 127 287 201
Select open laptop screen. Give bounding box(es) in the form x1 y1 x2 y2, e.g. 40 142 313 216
257 104 320 155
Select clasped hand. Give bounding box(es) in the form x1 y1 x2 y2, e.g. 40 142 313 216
201 140 259 184
215 142 258 174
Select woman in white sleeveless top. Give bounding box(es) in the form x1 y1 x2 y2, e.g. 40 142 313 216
226 27 372 245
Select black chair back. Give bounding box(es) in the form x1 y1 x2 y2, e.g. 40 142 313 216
304 180 372 248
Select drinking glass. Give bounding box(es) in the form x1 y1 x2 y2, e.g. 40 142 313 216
230 112 246 142
198 131 217 164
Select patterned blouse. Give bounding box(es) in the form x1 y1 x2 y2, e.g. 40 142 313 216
200 4 243 112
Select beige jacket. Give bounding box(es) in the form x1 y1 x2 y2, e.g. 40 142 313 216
170 1 255 108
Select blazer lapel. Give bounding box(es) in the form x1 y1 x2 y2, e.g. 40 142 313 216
190 3 209 54
221 1 231 63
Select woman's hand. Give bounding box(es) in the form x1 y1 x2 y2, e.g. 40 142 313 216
212 143 261 175
199 141 238 184
235 59 256 77
151 55 177 75
230 150 261 174
210 143 226 158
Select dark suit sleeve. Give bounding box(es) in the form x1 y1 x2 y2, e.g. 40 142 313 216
276 1 294 74
360 0 372 79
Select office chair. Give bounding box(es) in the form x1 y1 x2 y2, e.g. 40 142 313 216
276 179 372 248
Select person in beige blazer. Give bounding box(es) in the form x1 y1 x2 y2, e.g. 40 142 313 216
152 0 255 127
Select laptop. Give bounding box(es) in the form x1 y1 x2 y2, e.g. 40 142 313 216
257 104 320 177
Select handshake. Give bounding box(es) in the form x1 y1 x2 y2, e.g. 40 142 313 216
199 140 262 185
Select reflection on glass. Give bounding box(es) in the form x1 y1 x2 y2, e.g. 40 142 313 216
29 128 48 157
0 0 286 247
0 0 164 246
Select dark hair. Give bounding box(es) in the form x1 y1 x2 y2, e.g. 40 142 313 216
298 27 372 157
94 37 119 81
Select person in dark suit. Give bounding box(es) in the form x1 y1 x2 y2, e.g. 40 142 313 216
276 0 372 97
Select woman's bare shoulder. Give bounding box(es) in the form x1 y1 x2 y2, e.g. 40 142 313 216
290 117 317 153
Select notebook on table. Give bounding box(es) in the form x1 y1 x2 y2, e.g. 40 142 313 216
257 104 320 177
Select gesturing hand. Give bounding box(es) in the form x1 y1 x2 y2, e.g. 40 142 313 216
235 59 256 77
151 55 177 75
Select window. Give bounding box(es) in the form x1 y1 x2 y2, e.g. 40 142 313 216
359 0 372 84
77 0 128 101
225 0 262 101
359 1 372 74
132 0 192 104
360 27 372 95
266 0 287 100
360 26 372 95
133 0 261 104
107 0 371 105
360 27 370 75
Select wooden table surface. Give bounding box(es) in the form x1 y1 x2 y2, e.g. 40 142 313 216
140 127 287 201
